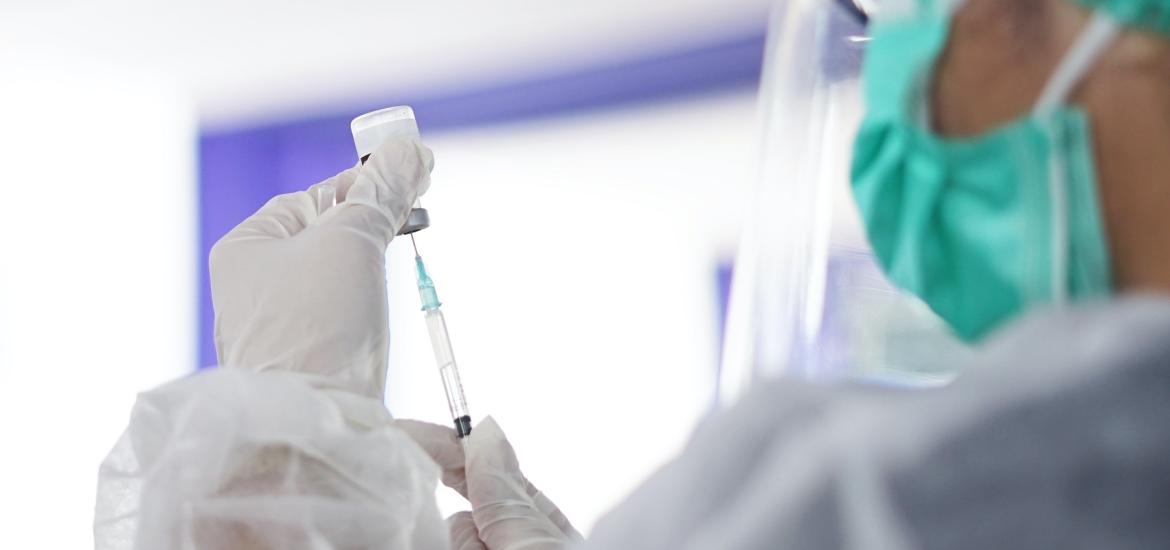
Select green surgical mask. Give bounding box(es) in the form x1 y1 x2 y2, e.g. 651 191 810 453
851 3 1122 342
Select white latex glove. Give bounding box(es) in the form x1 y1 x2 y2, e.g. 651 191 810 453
396 417 583 550
209 137 433 398
448 511 490 550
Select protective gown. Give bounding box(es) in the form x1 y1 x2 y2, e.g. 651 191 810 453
579 296 1170 550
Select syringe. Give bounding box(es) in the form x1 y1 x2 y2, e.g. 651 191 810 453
348 106 468 436
410 235 473 438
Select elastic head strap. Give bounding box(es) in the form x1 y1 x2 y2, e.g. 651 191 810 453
1034 12 1123 114
1037 11 1121 304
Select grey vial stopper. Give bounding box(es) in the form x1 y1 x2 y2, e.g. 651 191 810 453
399 208 430 235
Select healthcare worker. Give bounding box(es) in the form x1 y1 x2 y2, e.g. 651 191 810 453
97 0 1170 548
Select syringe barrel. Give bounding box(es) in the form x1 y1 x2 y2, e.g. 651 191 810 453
423 308 471 436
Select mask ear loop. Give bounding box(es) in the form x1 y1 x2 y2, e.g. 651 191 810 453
1032 12 1121 305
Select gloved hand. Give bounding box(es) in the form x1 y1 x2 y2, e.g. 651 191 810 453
395 417 582 550
447 511 489 550
209 137 433 399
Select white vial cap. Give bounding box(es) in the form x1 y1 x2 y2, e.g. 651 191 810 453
351 106 420 159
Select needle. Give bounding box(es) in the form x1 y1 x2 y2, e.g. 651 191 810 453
410 233 419 257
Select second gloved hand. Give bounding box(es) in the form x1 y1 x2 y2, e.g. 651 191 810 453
395 417 582 550
210 137 432 398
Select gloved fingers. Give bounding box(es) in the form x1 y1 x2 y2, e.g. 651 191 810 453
334 142 411 202
523 477 583 540
466 416 569 550
218 167 359 243
308 165 361 211
339 137 433 206
447 511 489 550
464 416 523 479
219 190 317 242
350 137 432 205
366 136 433 197
471 494 569 550
325 137 433 247
391 419 468 497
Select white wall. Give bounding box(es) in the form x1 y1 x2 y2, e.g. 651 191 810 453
0 56 196 547
385 90 758 531
2 0 768 129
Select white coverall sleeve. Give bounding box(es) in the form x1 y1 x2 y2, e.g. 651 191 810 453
94 368 452 550
575 296 1170 550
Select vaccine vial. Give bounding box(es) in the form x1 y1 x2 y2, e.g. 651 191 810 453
348 106 430 234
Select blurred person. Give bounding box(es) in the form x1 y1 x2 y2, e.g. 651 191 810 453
96 0 1170 549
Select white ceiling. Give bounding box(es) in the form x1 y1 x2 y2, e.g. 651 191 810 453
1 0 771 128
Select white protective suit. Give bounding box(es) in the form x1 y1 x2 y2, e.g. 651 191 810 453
94 368 449 550
573 296 1170 550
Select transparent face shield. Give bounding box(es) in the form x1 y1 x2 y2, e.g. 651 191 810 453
719 0 971 403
